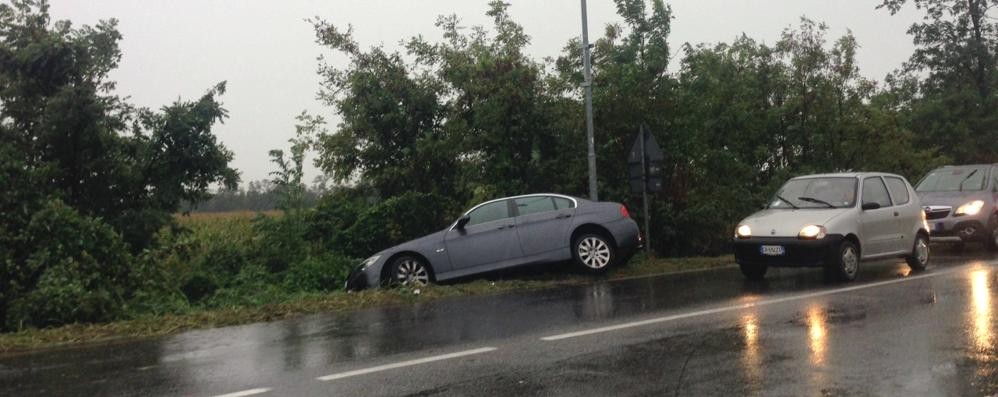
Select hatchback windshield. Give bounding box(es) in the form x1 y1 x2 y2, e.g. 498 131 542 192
769 177 857 209
916 167 990 192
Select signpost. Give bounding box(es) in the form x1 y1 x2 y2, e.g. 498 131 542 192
628 124 664 253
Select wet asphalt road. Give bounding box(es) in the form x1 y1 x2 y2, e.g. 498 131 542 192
2 246 998 396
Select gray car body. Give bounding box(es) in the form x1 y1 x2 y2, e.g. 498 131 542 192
916 164 998 242
351 193 640 288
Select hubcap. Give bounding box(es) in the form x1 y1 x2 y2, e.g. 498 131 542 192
578 237 611 269
842 246 858 276
395 259 429 286
916 238 929 264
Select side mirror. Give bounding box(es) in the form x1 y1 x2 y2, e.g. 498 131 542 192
455 215 471 229
861 202 881 211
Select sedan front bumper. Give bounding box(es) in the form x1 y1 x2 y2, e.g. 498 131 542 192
733 234 844 267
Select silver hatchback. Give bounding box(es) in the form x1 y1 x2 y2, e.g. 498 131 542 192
733 173 930 281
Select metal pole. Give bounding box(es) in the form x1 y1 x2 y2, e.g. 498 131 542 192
640 125 650 254
580 0 598 201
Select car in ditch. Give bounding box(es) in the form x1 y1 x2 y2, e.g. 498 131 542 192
345 193 641 290
915 164 998 251
733 172 930 281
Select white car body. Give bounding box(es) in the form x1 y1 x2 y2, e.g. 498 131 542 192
733 172 930 280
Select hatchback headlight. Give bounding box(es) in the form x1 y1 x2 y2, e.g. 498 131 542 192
798 225 827 240
955 200 984 217
735 225 752 239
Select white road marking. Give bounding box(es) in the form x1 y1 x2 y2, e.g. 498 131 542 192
542 266 973 341
210 388 271 397
317 347 498 381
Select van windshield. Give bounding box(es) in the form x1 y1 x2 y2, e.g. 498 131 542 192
916 167 989 192
769 177 857 209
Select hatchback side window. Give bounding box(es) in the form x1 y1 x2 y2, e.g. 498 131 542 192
862 177 892 208
467 201 510 226
884 177 910 205
515 196 556 216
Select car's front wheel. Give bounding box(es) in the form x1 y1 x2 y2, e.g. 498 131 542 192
827 240 860 281
906 233 930 271
387 255 433 287
739 262 767 281
573 233 615 273
986 215 998 252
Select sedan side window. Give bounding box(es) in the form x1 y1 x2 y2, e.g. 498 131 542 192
467 201 510 226
515 196 556 216
884 177 910 205
553 197 575 209
862 177 892 208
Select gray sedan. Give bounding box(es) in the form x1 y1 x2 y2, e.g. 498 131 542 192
345 194 641 290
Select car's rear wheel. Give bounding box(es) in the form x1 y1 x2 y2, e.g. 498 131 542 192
828 240 860 281
387 255 432 287
573 234 615 273
906 233 930 271
739 262 767 281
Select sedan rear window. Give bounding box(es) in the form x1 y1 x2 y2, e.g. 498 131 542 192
916 167 989 192
515 196 556 216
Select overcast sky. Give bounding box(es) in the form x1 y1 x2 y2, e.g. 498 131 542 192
50 1 920 185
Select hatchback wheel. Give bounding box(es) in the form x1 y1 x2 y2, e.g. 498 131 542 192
573 234 615 273
906 234 930 271
987 216 998 252
828 240 860 281
388 256 432 287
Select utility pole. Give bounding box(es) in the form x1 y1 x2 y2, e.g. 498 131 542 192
580 0 598 201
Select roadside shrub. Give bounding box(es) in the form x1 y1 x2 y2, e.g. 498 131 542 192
284 254 356 292
5 200 135 329
317 191 456 257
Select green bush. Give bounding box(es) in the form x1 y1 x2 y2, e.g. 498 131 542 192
5 200 135 329
284 254 356 292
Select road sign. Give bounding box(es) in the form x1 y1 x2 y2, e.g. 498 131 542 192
628 124 664 253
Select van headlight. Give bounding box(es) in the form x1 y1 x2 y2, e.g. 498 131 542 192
798 225 827 240
955 200 984 217
735 225 752 239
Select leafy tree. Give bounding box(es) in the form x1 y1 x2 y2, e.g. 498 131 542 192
879 0 998 162
0 0 237 328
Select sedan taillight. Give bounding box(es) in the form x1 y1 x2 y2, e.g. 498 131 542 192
620 205 631 218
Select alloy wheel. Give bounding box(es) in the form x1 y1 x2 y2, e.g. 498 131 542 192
578 237 611 269
394 259 430 286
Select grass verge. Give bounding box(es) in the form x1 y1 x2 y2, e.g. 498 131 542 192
0 254 733 354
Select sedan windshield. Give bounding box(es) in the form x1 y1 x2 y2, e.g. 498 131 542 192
916 167 989 192
769 177 857 209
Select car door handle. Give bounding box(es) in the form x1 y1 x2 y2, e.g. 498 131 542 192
556 214 572 219
894 212 899 217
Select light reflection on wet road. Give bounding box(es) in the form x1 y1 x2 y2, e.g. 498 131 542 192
0 246 996 396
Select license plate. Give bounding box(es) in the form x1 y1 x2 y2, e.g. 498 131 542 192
760 245 785 256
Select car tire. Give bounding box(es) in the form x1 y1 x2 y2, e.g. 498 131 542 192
738 262 767 281
906 233 930 271
572 233 615 274
386 255 433 287
986 215 998 252
828 240 860 282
